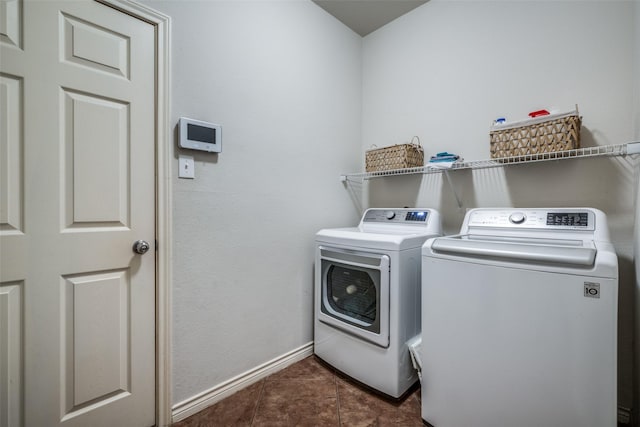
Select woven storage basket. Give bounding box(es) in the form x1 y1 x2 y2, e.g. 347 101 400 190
365 140 424 172
490 109 581 159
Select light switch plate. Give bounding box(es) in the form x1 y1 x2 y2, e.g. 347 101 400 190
179 155 195 179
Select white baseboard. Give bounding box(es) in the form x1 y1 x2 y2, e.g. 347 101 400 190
171 342 314 423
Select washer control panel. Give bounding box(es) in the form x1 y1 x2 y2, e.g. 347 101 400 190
468 209 595 231
363 209 430 223
509 212 526 224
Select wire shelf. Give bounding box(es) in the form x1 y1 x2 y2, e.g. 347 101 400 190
342 142 639 181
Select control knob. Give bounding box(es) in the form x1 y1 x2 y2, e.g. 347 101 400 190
385 211 396 220
509 212 526 224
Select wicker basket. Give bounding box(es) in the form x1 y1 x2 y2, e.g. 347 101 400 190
490 109 581 159
365 139 424 172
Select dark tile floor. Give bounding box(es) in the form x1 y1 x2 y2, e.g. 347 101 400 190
172 355 423 427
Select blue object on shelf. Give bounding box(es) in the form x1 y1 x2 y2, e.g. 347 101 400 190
429 152 460 163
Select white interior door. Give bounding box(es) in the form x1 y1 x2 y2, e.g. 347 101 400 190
0 1 156 426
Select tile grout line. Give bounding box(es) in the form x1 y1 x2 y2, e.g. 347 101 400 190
249 379 266 426
334 369 342 426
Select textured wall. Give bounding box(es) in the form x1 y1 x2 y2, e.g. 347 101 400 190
142 0 362 405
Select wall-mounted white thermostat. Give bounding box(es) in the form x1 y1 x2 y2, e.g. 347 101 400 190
178 117 222 153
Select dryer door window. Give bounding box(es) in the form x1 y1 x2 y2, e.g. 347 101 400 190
325 265 377 326
317 246 390 348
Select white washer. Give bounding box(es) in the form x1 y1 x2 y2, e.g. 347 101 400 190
421 208 618 427
314 208 442 398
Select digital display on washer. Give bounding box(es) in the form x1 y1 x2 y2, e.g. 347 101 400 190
546 212 588 227
405 211 428 222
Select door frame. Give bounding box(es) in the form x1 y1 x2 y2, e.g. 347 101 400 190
95 1 172 425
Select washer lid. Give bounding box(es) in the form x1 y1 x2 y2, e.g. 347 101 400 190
422 233 618 278
429 234 597 266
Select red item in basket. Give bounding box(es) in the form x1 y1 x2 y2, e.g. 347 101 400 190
528 109 550 118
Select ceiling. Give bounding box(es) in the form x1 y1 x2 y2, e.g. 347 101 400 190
312 0 428 37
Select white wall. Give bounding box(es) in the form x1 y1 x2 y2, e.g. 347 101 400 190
141 0 362 405
362 0 637 419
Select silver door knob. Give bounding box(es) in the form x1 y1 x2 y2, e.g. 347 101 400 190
133 240 150 255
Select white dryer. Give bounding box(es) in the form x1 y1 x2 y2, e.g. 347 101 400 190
315 208 442 398
421 208 618 427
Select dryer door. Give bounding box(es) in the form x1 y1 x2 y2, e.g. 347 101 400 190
318 246 390 348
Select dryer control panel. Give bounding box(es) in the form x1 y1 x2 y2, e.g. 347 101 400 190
467 209 595 231
362 209 429 224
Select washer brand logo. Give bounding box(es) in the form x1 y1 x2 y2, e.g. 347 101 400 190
584 282 600 298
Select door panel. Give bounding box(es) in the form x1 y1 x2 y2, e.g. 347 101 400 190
0 74 22 234
62 270 131 414
0 72 25 286
63 89 130 226
0 1 156 426
61 12 130 78
0 9 25 427
0 0 22 49
0 281 22 427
